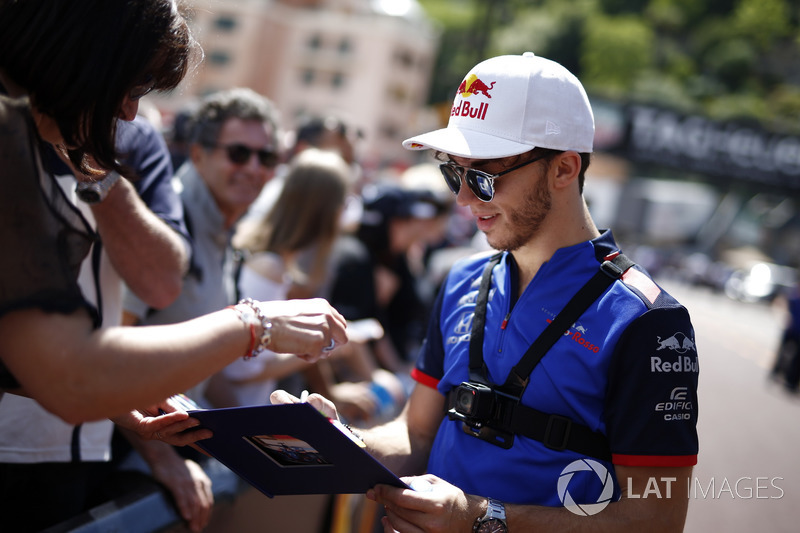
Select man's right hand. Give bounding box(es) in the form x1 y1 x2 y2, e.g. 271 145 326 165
269 389 339 422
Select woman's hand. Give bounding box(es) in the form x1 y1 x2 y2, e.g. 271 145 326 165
256 298 349 362
111 397 212 447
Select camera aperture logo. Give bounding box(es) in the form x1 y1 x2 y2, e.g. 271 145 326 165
558 459 614 516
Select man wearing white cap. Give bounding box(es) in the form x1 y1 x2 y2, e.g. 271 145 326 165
273 52 698 532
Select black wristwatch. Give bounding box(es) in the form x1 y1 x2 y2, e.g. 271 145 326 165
473 498 507 533
75 171 120 204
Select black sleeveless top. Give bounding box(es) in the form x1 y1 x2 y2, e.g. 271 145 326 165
0 91 97 387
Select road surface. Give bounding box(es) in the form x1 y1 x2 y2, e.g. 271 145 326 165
660 281 800 533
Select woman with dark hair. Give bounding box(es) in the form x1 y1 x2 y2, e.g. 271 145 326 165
0 0 194 176
0 0 346 431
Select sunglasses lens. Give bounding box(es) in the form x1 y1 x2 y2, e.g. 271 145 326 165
465 170 494 202
226 145 252 165
439 165 462 196
129 76 155 100
257 151 278 168
224 145 278 167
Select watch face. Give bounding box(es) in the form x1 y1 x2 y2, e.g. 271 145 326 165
77 189 102 203
476 518 507 533
75 171 119 203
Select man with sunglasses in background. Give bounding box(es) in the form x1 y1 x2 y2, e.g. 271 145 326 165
123 87 281 403
274 53 698 532
118 88 281 528
117 87 282 531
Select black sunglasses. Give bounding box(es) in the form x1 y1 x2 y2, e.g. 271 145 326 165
211 143 279 168
129 75 155 101
439 154 548 202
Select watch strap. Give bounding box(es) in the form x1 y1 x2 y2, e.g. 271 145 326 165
473 498 507 532
75 171 120 203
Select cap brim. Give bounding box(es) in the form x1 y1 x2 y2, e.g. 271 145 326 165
402 126 534 159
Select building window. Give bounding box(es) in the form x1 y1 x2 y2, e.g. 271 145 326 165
379 121 399 140
307 34 322 51
200 86 222 98
338 38 352 55
394 49 414 69
387 84 408 103
214 15 237 32
301 69 315 85
208 50 231 66
331 72 345 89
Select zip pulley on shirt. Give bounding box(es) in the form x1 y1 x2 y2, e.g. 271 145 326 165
448 251 635 460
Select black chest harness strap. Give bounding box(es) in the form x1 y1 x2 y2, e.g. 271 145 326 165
448 251 635 461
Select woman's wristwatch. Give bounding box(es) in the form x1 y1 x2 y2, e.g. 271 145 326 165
75 171 120 203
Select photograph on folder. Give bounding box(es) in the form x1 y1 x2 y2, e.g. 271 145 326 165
189 402 408 498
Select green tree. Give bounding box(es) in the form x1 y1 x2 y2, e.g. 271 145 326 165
732 0 792 50
703 38 758 91
598 0 649 15
706 92 769 121
631 71 697 111
417 0 480 104
416 0 800 132
581 15 655 95
644 0 710 33
491 0 598 75
769 85 800 132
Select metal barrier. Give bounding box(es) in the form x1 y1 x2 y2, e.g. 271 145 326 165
42 457 334 533
43 459 239 533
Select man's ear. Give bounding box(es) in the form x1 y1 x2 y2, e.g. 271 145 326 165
189 143 205 165
550 151 582 190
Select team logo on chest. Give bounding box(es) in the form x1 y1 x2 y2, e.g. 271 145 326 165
446 311 474 345
543 308 600 354
454 312 473 335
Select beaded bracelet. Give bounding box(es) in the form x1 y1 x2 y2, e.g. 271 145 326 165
340 422 365 446
228 298 273 360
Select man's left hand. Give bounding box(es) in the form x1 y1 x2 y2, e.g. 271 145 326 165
367 475 478 533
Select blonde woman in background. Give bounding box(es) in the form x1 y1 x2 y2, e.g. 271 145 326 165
206 149 402 421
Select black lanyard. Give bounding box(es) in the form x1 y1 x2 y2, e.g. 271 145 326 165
468 251 635 398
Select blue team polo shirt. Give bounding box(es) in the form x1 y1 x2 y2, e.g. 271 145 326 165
412 231 698 507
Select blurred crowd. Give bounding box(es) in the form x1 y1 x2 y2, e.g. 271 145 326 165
0 3 702 530
0 4 489 529
9 87 491 532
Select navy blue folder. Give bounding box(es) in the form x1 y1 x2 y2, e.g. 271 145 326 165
189 403 408 497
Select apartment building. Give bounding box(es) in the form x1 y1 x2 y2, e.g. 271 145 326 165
153 0 440 166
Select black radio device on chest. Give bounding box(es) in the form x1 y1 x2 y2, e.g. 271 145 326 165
446 251 634 460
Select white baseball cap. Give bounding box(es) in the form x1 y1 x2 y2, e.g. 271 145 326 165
402 52 595 159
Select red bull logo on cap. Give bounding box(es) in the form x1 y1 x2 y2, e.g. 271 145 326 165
451 75 495 121
457 74 495 98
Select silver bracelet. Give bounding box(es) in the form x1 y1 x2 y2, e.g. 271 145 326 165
232 298 273 359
